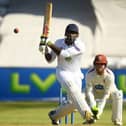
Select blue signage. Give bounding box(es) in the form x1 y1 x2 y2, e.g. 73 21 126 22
0 67 126 101
0 67 59 101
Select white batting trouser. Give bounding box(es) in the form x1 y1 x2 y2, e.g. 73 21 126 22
51 100 75 120
111 90 123 125
52 69 93 120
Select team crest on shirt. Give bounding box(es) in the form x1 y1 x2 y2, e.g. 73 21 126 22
65 57 72 62
95 84 104 90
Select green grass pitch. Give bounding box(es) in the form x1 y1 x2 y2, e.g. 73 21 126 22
0 101 125 126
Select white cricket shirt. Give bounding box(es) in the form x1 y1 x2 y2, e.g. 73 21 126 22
85 67 118 98
50 38 85 78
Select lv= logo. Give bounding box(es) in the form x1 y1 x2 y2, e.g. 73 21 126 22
10 73 56 93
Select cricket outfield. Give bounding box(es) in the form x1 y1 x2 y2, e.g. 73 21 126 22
0 101 125 126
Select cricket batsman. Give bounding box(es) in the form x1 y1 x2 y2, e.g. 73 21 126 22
39 24 95 125
84 54 123 126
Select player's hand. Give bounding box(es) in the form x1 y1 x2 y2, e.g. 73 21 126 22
39 44 44 52
40 36 47 46
91 106 99 119
39 36 49 52
91 105 99 114
47 41 53 46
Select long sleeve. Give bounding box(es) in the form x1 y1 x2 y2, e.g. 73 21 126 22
85 74 97 108
60 42 85 58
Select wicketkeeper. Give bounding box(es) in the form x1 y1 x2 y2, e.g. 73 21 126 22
84 54 123 126
39 24 95 125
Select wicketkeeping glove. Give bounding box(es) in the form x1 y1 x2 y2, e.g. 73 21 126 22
91 105 99 119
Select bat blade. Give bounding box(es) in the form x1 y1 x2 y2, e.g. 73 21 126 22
41 2 52 39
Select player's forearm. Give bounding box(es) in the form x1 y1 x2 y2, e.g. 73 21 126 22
44 46 52 62
47 42 61 55
102 93 109 101
45 53 52 62
86 88 96 107
98 94 109 111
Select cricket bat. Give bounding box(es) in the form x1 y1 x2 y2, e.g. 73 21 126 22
40 2 52 43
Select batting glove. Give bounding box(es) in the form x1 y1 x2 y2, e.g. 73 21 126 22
40 36 48 46
39 39 52 53
39 44 44 52
39 36 50 52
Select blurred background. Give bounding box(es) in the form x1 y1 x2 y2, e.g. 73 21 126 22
0 0 126 101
